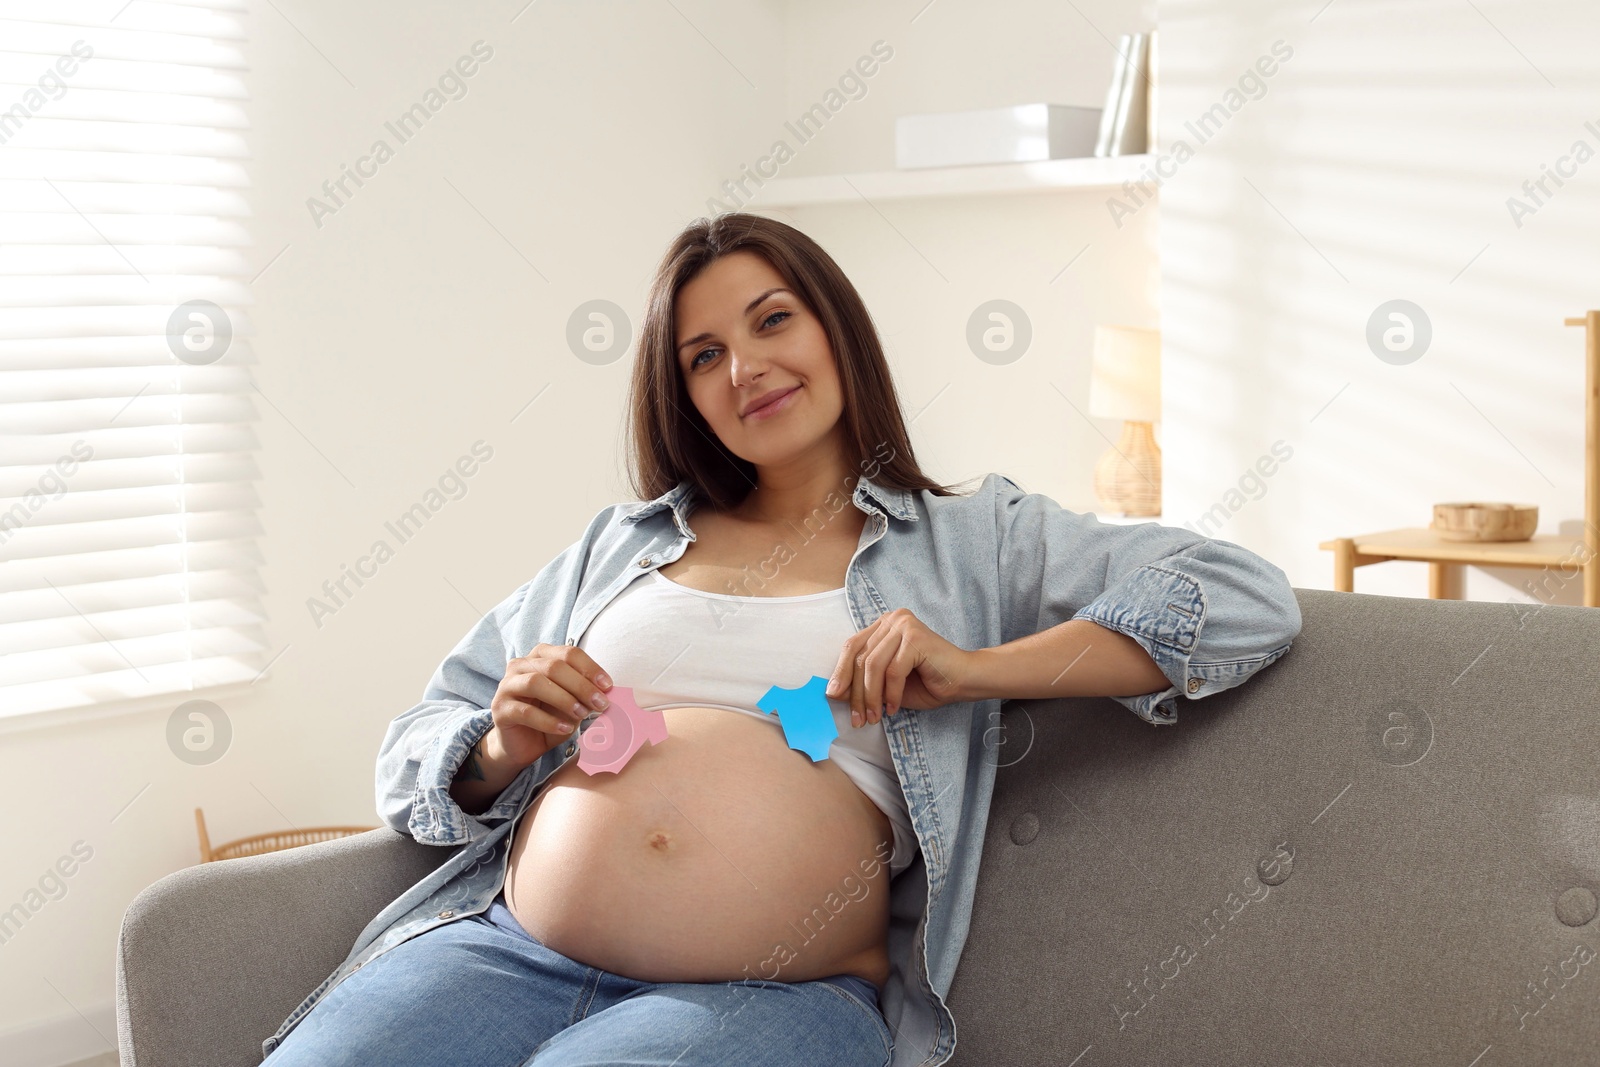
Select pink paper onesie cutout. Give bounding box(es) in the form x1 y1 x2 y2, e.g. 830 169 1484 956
576 686 668 775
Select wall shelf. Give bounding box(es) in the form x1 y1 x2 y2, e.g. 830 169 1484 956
747 154 1155 207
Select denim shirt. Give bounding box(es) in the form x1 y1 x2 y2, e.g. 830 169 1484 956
263 472 1302 1064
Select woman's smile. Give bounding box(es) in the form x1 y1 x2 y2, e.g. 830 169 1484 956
743 384 801 420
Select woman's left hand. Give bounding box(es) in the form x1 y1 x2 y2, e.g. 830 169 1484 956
825 608 975 726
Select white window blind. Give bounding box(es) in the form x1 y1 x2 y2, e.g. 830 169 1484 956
0 0 263 720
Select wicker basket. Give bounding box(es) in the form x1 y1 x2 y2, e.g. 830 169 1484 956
195 807 379 863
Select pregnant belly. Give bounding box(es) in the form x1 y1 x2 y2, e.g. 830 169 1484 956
502 706 895 991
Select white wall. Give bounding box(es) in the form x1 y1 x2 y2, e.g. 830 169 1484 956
0 0 1160 1056
1157 0 1600 606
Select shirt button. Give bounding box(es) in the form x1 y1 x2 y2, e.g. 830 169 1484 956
438 909 455 919
639 557 652 567
1186 677 1202 694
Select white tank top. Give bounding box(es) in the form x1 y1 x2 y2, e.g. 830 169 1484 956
576 567 919 878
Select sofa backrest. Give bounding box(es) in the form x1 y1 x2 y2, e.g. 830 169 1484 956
948 588 1600 1064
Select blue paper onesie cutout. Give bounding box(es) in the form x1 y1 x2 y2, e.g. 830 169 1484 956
756 674 839 762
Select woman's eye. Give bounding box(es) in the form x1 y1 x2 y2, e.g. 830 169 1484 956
687 311 789 370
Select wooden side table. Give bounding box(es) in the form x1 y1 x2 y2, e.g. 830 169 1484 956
1317 528 1595 605
1319 309 1600 608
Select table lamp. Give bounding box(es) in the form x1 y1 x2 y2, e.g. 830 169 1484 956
1089 324 1161 516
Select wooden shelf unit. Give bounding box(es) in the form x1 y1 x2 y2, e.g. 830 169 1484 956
1318 310 1600 607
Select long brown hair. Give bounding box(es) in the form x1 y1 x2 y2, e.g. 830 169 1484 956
625 213 977 512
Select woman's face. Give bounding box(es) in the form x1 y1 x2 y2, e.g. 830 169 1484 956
674 250 846 471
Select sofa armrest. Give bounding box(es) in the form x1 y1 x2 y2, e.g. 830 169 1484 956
116 827 459 1067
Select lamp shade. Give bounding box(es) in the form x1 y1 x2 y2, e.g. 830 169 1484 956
1088 325 1161 423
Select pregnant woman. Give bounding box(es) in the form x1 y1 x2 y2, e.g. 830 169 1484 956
262 213 1302 1067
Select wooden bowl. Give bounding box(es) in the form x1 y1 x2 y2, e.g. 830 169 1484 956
1430 502 1538 542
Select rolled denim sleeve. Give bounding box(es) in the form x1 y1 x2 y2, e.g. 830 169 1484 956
374 580 534 846
375 506 617 844
990 472 1301 726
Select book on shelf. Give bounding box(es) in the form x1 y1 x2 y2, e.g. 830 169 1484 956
1109 31 1149 156
1146 29 1158 153
1093 33 1131 157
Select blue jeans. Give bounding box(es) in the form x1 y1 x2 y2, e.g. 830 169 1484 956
263 891 894 1066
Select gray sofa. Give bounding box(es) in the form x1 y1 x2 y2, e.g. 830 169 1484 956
117 589 1600 1065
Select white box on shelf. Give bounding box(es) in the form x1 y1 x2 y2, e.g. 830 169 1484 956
895 103 1103 170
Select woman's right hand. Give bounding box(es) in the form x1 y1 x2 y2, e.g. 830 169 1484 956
486 642 614 768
